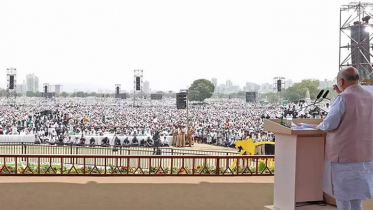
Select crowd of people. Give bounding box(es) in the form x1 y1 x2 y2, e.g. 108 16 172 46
0 97 329 148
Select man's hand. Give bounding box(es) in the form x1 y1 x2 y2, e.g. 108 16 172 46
333 85 342 94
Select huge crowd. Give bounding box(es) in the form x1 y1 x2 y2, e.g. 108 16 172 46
0 97 329 147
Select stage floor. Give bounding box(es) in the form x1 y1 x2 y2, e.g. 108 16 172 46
1 177 373 210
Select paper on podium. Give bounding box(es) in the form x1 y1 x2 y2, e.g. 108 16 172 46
291 123 316 130
264 119 325 135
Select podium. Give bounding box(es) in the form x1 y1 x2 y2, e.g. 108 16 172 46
263 119 336 210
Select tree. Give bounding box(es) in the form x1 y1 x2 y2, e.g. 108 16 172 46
0 89 5 97
260 92 278 103
167 90 174 98
283 79 320 101
34 91 42 97
88 92 97 97
26 91 34 97
188 79 215 101
74 91 86 97
216 93 228 99
155 91 165 95
60 92 68 97
227 91 246 99
235 91 246 98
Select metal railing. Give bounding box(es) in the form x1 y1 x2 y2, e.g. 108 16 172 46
0 154 274 176
0 142 239 156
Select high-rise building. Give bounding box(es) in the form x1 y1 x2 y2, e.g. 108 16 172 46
318 79 334 89
211 78 217 92
217 84 226 94
260 83 274 93
144 81 150 94
16 80 26 95
245 82 260 92
285 80 293 89
226 80 233 89
55 84 62 94
34 76 39 92
26 74 39 93
231 85 241 93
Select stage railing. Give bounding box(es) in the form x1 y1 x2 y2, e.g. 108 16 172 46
0 142 239 156
0 154 275 176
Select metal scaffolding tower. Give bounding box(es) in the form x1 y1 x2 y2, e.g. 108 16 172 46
339 2 373 82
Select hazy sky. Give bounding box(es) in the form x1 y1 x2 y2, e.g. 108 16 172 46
0 0 351 92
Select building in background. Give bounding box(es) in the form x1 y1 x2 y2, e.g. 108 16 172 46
54 84 62 94
259 83 274 93
26 74 39 93
143 81 150 94
34 76 39 92
16 80 26 96
211 78 217 92
216 84 226 94
319 79 334 89
226 80 233 90
230 85 241 93
244 82 260 92
285 79 293 89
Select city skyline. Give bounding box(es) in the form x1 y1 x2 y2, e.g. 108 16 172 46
12 72 336 94
0 0 349 92
6 65 338 93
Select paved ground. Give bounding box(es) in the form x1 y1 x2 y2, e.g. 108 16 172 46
1 177 373 210
170 142 238 152
0 177 274 210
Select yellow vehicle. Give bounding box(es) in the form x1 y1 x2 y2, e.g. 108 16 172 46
231 138 275 169
235 139 275 155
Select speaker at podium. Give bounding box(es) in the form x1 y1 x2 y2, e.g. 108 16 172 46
263 119 336 210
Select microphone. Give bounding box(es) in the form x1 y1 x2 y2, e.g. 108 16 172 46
316 90 324 99
314 90 324 103
322 90 329 99
318 90 330 103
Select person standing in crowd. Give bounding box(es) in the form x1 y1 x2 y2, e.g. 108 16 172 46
187 126 194 147
176 125 182 147
207 131 212 144
172 126 178 147
180 125 186 147
317 67 373 210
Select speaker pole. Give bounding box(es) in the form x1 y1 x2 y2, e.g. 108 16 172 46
133 69 144 107
187 90 189 128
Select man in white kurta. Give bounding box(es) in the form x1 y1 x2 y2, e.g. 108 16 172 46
317 67 373 210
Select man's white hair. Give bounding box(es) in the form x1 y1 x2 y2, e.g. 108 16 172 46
338 66 360 81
